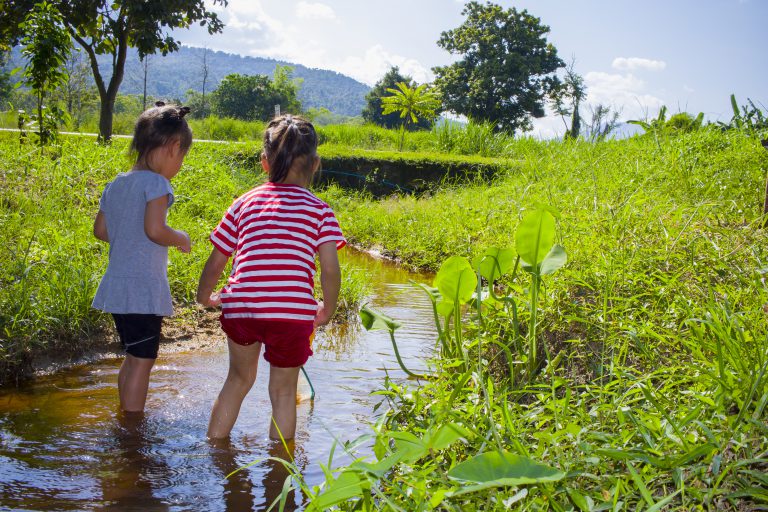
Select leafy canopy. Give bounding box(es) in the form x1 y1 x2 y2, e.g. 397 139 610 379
433 1 563 132
381 82 440 150
20 2 71 95
362 66 433 130
20 1 73 145
381 82 440 126
212 66 302 121
0 0 228 141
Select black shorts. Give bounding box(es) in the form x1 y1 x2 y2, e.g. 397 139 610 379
111 314 163 359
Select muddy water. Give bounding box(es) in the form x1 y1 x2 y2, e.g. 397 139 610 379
0 250 436 511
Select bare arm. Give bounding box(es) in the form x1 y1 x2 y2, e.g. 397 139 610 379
93 211 109 242
144 194 191 252
197 247 230 307
314 242 341 327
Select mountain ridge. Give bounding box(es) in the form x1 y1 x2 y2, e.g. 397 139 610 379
8 45 370 117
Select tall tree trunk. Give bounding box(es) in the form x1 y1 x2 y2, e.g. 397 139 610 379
71 22 128 143
141 55 149 110
569 99 581 140
98 94 116 143
201 47 209 117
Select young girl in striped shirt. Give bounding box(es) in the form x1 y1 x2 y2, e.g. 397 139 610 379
197 114 345 440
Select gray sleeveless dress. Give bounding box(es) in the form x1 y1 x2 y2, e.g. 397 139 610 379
92 170 175 316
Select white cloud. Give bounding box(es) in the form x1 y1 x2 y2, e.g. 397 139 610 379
530 114 568 139
612 57 667 72
335 45 432 85
584 71 664 120
182 2 431 87
296 2 337 21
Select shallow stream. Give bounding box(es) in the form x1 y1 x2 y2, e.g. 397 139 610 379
0 250 436 511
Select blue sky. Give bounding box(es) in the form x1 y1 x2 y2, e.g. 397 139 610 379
177 0 766 136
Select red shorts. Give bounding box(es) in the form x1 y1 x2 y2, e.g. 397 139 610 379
219 317 314 368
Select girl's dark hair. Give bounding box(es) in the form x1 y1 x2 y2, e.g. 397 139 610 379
262 114 318 183
130 101 192 161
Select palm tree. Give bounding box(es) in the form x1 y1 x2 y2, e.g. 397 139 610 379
381 82 441 151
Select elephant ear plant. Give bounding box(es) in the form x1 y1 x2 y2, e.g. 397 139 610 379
514 206 567 380
359 304 429 379
360 205 566 385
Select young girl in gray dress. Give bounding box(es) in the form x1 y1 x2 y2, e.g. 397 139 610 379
92 102 192 413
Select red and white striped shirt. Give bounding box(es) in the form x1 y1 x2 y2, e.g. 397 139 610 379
210 182 346 323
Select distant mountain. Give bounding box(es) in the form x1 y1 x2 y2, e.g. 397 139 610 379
7 46 370 117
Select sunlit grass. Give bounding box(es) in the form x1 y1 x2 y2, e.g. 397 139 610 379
0 134 369 381
299 128 768 510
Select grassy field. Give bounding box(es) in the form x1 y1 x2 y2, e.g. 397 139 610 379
0 134 369 382
295 129 768 510
2 124 767 509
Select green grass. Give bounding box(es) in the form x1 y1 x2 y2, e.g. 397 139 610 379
296 128 768 510
2 123 767 509
0 134 369 382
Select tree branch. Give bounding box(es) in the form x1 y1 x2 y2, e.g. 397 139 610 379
70 30 106 99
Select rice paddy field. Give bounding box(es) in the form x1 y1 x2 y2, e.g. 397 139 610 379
1 125 767 510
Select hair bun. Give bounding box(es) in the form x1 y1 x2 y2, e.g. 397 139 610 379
154 101 166 107
179 106 190 118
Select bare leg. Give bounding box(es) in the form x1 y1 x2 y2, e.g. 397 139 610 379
117 354 156 412
268 365 301 440
208 339 262 439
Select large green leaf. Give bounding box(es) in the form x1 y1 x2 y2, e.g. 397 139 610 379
308 470 365 510
359 304 401 332
515 208 556 268
436 298 455 317
425 423 472 451
473 247 516 282
539 244 567 275
389 431 428 463
433 256 477 305
386 423 471 465
447 451 565 492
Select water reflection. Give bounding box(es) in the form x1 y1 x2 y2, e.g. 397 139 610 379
97 412 170 511
313 318 362 359
210 437 256 511
0 249 437 511
262 440 303 511
208 437 307 511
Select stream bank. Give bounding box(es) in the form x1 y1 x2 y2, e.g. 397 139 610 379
0 249 437 511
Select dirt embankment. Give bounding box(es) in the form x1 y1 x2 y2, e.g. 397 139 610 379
3 307 225 387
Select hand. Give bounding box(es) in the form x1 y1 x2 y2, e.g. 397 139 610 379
313 301 333 327
177 231 192 253
199 292 221 308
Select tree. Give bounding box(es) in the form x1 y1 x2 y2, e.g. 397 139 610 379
586 104 621 142
381 82 440 151
20 1 72 145
271 64 302 114
211 67 303 121
0 52 12 106
56 49 97 129
0 0 228 142
550 58 586 140
362 66 433 129
212 73 275 121
139 54 150 111
433 1 563 132
199 47 210 118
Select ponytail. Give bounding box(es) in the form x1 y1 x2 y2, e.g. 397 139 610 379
130 102 193 162
262 114 318 183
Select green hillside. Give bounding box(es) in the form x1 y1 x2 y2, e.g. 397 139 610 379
6 45 370 116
